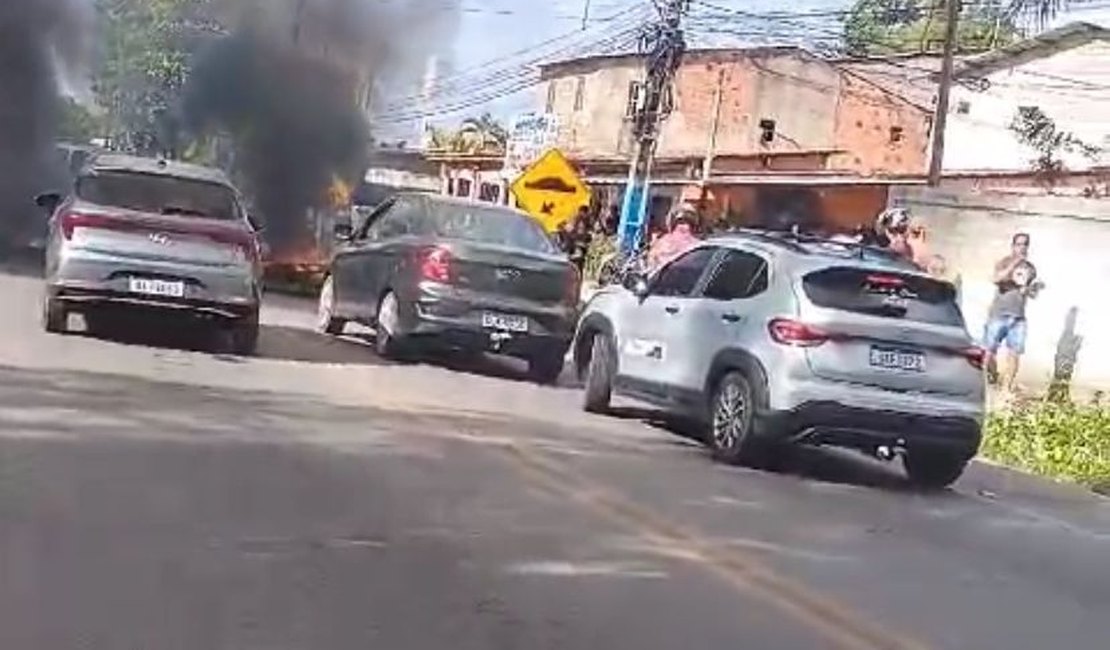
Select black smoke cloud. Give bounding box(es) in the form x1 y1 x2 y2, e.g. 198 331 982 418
0 0 92 247
183 0 460 251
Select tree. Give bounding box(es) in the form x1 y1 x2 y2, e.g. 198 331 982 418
93 0 216 155
56 98 105 144
1008 106 1100 178
424 114 509 155
458 113 509 153
843 0 1019 55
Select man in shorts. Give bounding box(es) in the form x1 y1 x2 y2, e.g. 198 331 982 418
983 232 1044 392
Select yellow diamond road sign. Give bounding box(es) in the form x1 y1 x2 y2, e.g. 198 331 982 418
510 148 591 233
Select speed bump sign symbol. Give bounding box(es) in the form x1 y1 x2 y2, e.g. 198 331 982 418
510 148 591 233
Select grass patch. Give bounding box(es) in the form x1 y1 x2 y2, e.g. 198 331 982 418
983 397 1110 493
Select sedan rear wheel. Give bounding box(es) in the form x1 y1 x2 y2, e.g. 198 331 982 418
528 347 565 385
317 276 346 335
374 291 406 359
43 297 67 334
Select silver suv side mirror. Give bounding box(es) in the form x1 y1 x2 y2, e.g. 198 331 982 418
624 273 650 299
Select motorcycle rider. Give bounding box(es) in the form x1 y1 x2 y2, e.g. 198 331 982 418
648 203 700 271
871 207 916 263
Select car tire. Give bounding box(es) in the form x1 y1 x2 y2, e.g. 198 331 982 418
317 275 346 335
43 297 67 334
583 333 615 413
902 449 968 490
528 347 565 385
229 314 260 356
708 371 764 465
374 291 406 360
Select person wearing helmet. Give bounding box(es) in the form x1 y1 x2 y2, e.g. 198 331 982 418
648 203 700 271
873 207 915 262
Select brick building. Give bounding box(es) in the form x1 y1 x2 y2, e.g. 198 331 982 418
538 47 932 178
534 47 934 231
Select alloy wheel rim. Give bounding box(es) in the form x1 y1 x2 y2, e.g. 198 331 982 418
378 294 398 337
317 278 334 330
712 382 746 450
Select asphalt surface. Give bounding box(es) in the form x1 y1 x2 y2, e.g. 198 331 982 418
1 260 1108 650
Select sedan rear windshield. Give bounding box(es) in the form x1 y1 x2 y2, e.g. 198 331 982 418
428 203 556 254
77 172 239 221
802 267 964 327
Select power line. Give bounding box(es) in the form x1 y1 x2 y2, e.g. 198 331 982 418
373 2 650 113
376 24 645 122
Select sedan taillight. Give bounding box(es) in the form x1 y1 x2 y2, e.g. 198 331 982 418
419 246 452 283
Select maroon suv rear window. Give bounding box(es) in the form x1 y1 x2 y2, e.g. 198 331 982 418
802 267 964 326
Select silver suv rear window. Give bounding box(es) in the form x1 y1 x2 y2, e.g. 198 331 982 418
802 267 964 326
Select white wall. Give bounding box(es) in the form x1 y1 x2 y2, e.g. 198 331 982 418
943 41 1110 173
891 186 1110 393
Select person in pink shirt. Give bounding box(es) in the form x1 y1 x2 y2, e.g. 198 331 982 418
648 204 700 271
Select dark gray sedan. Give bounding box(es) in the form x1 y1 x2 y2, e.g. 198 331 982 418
317 193 579 383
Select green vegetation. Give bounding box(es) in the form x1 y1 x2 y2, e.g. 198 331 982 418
1008 106 1101 177
426 113 509 155
843 0 1019 55
983 397 1110 493
93 0 208 154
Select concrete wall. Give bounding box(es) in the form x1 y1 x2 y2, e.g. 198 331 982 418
944 41 1110 173
890 186 1110 392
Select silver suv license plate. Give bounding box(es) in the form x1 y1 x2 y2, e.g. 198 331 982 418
869 346 925 372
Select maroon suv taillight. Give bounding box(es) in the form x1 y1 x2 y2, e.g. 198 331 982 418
768 318 831 347
961 346 986 371
419 246 452 282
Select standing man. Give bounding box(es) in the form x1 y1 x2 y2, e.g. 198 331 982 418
983 232 1044 392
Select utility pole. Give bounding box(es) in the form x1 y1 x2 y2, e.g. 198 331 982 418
702 68 725 184
617 0 689 253
581 0 591 30
927 0 961 187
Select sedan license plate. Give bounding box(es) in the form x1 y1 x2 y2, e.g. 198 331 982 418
869 347 925 372
481 312 528 333
128 278 185 298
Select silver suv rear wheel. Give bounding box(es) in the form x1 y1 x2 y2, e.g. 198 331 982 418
709 372 762 465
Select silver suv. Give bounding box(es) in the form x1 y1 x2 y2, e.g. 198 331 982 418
38 154 263 354
572 231 986 488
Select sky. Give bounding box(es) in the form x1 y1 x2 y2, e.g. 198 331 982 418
383 0 1110 139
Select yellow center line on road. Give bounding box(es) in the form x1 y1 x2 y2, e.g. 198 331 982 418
495 441 934 650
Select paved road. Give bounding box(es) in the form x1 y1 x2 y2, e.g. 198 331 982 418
1 265 1107 650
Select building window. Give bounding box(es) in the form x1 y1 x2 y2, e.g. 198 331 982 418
955 100 971 115
625 81 645 118
478 182 501 203
573 76 585 112
889 126 904 143
545 81 556 112
758 118 776 144
456 178 472 198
